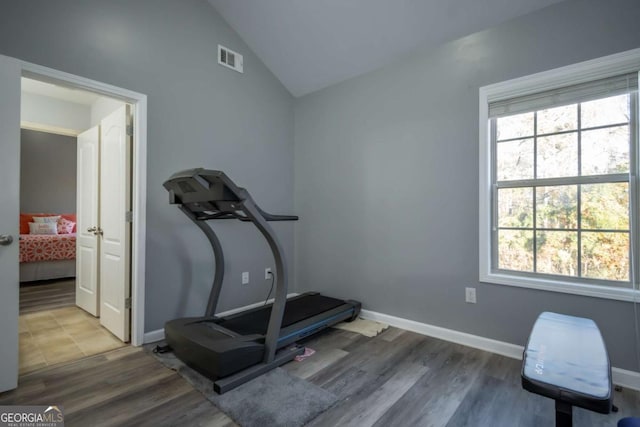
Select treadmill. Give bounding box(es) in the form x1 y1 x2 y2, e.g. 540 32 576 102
162 168 361 394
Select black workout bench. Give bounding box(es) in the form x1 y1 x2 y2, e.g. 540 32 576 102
522 312 615 427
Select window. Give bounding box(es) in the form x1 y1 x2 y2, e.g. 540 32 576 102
479 50 640 300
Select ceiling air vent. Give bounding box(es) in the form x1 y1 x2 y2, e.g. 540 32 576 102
218 45 243 73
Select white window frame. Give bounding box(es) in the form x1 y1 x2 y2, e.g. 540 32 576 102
479 48 640 302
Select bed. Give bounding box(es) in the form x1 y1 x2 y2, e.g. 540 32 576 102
19 213 77 282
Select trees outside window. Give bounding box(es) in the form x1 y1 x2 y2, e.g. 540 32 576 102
479 51 640 299
495 94 632 283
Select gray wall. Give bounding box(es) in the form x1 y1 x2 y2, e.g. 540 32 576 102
5 0 640 373
294 0 640 370
20 129 77 214
0 0 295 331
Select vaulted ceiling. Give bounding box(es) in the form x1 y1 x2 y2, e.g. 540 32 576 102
208 0 566 97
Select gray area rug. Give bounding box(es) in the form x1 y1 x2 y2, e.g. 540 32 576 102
146 344 337 427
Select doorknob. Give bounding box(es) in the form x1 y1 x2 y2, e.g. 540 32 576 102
87 226 103 236
0 234 13 246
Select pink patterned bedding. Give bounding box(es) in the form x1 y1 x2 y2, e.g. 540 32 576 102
19 234 76 263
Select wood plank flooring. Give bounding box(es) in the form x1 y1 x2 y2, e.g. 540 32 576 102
0 347 236 427
20 279 75 314
2 326 640 426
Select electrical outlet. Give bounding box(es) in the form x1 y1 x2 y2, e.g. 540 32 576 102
465 287 477 304
242 271 249 285
265 268 272 280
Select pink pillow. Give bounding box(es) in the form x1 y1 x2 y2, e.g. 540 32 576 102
58 217 76 234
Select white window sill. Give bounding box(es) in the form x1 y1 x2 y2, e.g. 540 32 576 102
481 271 640 302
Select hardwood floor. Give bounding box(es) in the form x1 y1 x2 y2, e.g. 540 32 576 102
0 347 236 427
2 326 640 426
20 279 75 314
292 327 640 427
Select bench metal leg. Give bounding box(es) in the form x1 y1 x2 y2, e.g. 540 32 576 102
555 400 572 427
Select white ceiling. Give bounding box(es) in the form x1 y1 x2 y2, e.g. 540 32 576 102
209 0 566 97
21 78 101 106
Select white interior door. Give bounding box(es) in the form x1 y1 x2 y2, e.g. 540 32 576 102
76 125 100 316
99 105 131 342
0 54 21 392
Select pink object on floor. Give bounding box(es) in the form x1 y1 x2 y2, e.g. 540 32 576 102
294 347 316 362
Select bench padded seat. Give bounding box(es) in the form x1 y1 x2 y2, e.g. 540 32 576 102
522 311 612 415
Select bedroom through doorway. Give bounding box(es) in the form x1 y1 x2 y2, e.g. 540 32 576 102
18 77 133 375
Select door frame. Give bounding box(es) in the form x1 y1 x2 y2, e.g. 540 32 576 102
20 60 147 346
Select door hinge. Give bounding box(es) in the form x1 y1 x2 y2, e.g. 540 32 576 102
125 211 133 223
126 125 133 136
125 297 132 309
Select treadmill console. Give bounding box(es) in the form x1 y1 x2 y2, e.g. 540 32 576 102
164 168 298 222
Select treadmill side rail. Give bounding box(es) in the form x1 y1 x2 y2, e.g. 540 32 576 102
213 346 304 394
277 302 360 348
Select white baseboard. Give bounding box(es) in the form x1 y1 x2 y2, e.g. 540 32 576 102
360 310 523 359
612 367 640 391
360 309 640 391
143 329 165 344
142 293 300 345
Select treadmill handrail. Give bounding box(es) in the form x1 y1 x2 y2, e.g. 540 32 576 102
255 204 298 222
178 205 225 318
194 209 298 222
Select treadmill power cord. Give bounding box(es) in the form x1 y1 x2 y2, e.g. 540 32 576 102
153 344 172 354
264 271 275 305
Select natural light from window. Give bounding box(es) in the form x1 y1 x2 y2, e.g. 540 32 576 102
495 94 631 282
479 49 640 301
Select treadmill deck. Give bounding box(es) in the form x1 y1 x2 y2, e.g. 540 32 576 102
218 294 347 336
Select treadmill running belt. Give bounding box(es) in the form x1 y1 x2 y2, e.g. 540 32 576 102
220 294 347 336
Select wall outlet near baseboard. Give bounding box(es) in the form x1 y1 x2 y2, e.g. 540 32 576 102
465 287 477 304
242 271 249 285
265 268 272 280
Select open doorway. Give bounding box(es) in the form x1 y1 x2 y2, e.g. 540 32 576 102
0 55 146 393
18 77 132 374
